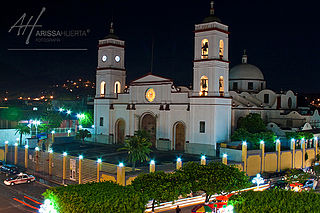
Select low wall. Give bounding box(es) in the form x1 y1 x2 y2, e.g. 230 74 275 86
0 129 30 146
185 143 216 157
220 148 242 162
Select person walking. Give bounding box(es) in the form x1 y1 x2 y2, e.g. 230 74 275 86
175 205 181 213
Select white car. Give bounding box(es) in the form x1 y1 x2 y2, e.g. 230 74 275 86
4 173 35 186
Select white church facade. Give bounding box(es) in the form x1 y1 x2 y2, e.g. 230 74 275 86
94 4 231 156
93 2 320 156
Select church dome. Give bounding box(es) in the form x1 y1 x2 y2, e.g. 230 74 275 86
230 64 264 80
229 53 264 80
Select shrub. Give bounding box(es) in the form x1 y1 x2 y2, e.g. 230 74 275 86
43 181 148 213
229 189 320 212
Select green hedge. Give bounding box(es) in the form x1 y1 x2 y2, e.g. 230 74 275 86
43 181 148 213
229 189 320 212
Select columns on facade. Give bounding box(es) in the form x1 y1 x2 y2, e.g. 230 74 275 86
260 141 265 173
291 139 296 169
314 137 318 157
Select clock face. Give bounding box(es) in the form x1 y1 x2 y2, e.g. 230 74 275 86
115 55 120 62
102 55 107 62
145 88 155 102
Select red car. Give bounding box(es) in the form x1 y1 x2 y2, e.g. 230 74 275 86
4 173 35 186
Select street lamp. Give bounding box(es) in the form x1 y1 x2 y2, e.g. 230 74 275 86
66 110 71 115
32 120 41 137
59 108 64 112
118 162 124 167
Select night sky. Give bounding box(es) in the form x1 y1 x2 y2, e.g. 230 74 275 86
1 0 319 95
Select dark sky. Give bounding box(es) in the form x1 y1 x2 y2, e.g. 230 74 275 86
1 0 319 95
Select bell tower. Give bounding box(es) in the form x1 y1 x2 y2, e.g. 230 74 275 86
96 22 126 98
193 1 229 97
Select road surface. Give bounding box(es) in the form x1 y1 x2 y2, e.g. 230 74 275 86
0 173 49 213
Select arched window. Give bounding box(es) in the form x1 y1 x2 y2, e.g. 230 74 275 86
100 81 106 97
114 81 121 94
288 97 292 109
201 39 209 59
219 76 224 95
200 76 208 96
219 40 224 58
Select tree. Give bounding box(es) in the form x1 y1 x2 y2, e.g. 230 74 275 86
238 113 266 133
41 111 63 130
118 130 152 171
177 162 251 202
15 124 30 145
285 132 314 140
131 171 191 212
76 129 91 142
231 128 276 150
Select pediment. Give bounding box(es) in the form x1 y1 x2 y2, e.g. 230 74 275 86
130 73 172 85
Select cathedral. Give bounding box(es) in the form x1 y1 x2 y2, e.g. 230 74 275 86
93 2 313 156
94 2 231 156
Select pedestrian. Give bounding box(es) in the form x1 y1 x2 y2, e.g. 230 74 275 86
175 205 181 213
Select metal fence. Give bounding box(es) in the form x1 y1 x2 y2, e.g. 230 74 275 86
1 146 127 185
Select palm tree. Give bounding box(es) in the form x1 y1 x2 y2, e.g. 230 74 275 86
118 130 152 171
15 124 30 145
76 129 91 143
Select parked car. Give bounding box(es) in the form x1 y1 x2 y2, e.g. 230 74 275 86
0 164 19 175
268 180 288 189
4 173 35 186
303 179 318 190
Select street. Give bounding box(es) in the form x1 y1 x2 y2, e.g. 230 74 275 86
0 173 48 213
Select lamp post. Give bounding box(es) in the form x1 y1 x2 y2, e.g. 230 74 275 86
24 144 28 169
4 141 8 163
51 130 55 143
150 160 155 173
48 149 53 176
67 129 71 137
222 154 228 165
35 147 40 172
117 162 125 186
176 157 182 170
63 152 67 184
97 158 102 182
14 143 18 165
33 120 41 138
201 155 206 165
79 155 83 184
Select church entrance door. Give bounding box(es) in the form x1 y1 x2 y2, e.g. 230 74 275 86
174 122 185 151
116 119 125 144
141 114 156 147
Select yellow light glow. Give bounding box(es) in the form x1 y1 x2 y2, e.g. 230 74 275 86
50 96 54 99
219 76 224 93
114 81 121 94
200 76 208 96
219 39 224 58
201 39 209 59
145 88 156 102
100 81 106 97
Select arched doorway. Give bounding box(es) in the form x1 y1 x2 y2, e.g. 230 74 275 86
115 119 125 144
174 122 186 151
141 114 156 147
